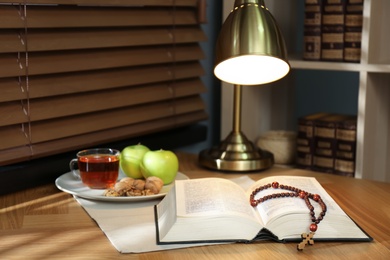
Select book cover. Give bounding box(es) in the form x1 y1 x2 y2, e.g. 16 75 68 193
154 176 372 245
344 0 364 62
303 0 323 60
321 0 346 61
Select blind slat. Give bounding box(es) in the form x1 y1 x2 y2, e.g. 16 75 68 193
28 81 205 122
30 96 205 143
0 79 206 126
0 96 206 149
0 6 198 28
0 27 206 53
0 125 30 150
0 44 204 78
0 102 28 126
1 0 198 7
1 63 204 102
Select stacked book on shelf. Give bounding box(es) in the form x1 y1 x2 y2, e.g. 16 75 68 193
303 0 364 63
296 113 357 177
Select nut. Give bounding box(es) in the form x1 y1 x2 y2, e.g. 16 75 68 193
145 176 164 194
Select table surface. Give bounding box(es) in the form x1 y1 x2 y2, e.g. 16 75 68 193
1 152 389 259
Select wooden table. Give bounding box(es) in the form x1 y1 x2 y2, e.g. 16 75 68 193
1 152 389 259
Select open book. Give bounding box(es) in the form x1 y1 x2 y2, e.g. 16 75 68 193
154 176 372 244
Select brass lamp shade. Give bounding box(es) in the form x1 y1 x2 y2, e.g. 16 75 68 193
214 0 289 85
199 0 290 172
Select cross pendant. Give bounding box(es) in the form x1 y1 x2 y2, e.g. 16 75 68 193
297 232 315 251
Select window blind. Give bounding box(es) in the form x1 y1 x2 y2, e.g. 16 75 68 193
0 0 208 165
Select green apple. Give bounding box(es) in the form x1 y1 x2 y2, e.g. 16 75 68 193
140 149 179 185
120 144 150 179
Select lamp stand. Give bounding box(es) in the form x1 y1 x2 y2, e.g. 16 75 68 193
199 84 274 172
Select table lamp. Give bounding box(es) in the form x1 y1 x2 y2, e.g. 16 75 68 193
199 0 290 171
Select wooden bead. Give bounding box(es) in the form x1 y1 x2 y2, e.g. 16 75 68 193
310 223 318 232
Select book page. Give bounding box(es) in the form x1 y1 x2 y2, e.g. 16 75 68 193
156 184 178 240
245 176 344 226
175 178 260 222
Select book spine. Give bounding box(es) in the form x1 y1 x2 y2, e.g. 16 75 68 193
296 113 330 169
296 152 313 169
303 0 323 60
343 0 364 63
296 126 315 169
313 117 338 173
334 116 357 177
313 155 334 173
321 0 346 62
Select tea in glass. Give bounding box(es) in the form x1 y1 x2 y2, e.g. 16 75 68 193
70 148 120 189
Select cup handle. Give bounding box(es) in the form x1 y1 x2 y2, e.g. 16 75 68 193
69 158 80 180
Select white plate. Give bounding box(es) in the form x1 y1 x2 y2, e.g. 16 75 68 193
55 171 188 202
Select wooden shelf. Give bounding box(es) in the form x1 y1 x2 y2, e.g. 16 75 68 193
289 56 390 73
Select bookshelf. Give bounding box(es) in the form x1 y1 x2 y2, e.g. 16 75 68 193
220 0 390 182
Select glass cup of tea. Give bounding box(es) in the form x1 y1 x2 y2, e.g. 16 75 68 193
69 148 120 189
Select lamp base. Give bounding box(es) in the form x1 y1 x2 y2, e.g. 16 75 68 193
199 131 274 172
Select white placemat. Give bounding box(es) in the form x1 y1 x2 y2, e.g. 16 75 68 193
74 196 210 253
73 176 255 253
